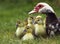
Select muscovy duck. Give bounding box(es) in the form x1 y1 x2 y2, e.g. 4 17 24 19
28 2 60 37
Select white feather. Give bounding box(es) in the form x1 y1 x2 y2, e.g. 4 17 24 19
37 2 55 13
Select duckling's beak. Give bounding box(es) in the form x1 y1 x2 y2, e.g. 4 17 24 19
24 29 27 32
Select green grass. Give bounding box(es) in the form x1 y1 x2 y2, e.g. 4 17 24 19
0 3 60 44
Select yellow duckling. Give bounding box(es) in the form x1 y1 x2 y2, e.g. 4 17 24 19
27 16 35 30
23 18 28 26
22 26 34 40
15 20 25 38
16 19 21 29
34 15 46 37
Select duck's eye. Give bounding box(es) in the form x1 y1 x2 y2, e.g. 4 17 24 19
38 5 42 7
38 4 44 8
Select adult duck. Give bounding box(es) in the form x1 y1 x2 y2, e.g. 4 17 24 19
28 2 60 37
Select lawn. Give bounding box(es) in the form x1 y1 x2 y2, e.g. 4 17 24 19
0 3 60 44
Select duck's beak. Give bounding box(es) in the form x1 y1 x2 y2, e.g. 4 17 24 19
28 10 37 15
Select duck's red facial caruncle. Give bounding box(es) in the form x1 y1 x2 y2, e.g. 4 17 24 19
28 3 44 14
34 4 44 12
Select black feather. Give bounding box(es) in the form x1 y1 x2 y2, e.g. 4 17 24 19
45 12 60 37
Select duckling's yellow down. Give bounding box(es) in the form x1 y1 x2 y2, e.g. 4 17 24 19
34 15 46 36
22 26 34 40
15 21 25 38
34 24 46 35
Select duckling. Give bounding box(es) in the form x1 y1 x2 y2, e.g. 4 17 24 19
23 18 28 27
16 19 20 29
22 26 34 40
27 15 35 29
34 15 46 37
15 20 25 38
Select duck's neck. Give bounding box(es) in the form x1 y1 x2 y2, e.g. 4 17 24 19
46 13 58 24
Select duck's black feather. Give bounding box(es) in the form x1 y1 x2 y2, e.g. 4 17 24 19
45 12 60 37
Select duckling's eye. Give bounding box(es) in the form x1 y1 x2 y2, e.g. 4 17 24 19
38 20 40 21
27 28 29 29
31 17 33 19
